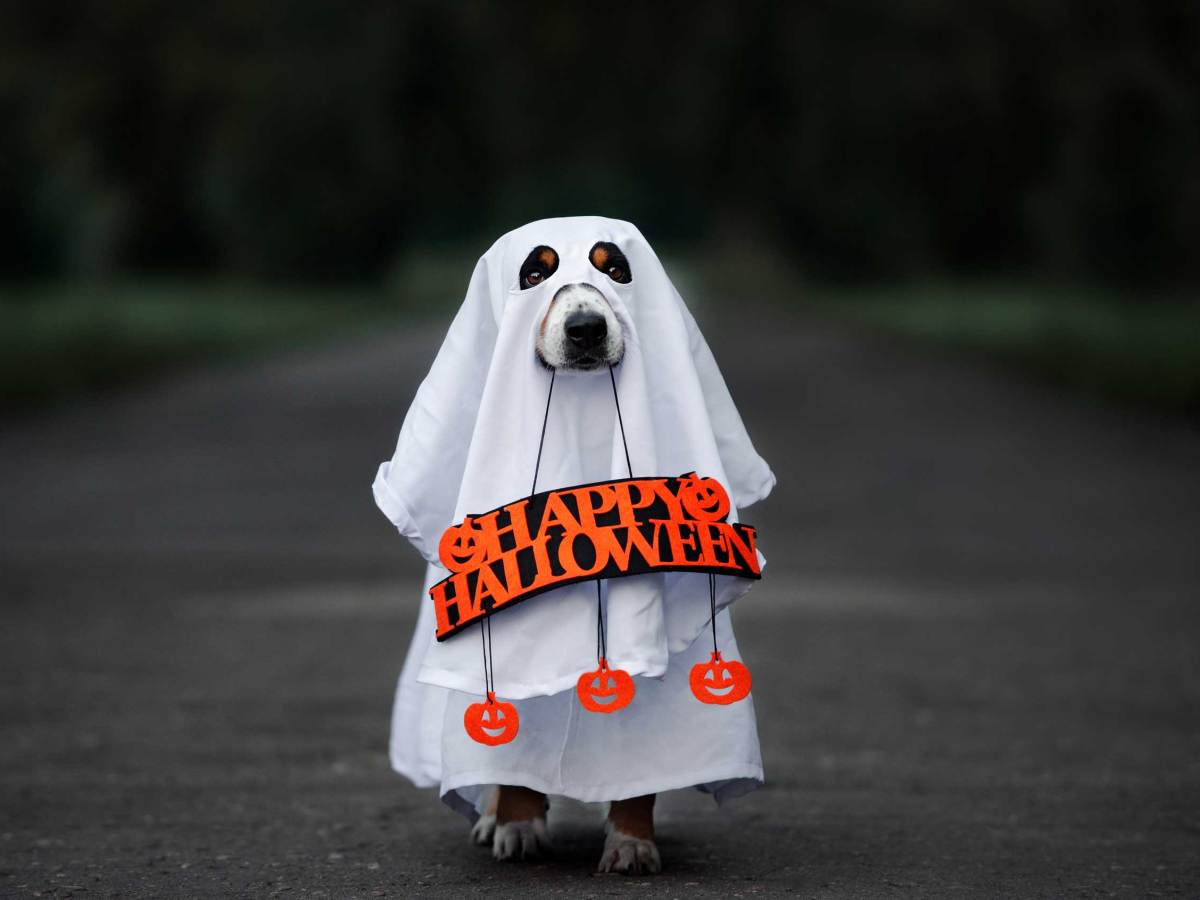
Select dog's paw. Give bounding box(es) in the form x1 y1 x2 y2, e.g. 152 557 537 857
470 813 496 846
597 826 662 875
492 818 551 861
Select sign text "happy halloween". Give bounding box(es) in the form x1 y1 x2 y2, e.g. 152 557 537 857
431 473 760 640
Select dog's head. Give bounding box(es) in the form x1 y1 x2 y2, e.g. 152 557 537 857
521 241 630 372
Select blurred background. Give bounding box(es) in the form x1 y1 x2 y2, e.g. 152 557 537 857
3 4 1200 896
3 1 1198 414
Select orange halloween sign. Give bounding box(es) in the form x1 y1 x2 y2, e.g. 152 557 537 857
431 473 760 641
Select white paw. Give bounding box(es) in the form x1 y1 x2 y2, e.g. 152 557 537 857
470 813 496 846
597 825 661 875
492 818 551 861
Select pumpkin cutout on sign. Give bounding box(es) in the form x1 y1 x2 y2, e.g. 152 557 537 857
689 651 752 705
679 474 731 522
576 657 635 714
438 519 487 572
464 692 520 745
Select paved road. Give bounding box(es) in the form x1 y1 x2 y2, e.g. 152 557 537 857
2 293 1198 898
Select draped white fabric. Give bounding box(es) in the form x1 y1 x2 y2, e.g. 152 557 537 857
373 216 774 810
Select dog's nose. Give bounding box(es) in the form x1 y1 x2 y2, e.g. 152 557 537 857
564 310 607 352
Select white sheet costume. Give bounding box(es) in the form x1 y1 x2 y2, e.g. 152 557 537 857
372 216 775 819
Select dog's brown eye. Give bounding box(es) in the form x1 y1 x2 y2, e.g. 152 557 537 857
590 241 631 284
519 245 558 290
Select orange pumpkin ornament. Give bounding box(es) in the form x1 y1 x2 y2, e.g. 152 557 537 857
576 657 635 713
689 651 752 705
463 692 519 745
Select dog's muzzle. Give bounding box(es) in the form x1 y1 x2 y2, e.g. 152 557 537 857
537 283 625 371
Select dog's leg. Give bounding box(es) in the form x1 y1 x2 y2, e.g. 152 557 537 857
598 793 661 875
491 785 551 861
469 786 498 846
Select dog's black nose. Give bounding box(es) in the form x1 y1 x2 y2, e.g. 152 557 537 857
565 310 607 352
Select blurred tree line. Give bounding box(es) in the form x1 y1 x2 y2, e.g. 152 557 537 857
2 1 1197 286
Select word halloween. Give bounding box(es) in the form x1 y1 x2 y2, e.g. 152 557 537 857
432 473 760 640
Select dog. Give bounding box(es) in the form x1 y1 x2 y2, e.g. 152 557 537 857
469 238 661 875
374 219 771 876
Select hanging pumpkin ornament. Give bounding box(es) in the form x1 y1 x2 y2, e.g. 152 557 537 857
690 573 753 706
463 692 520 745
577 657 635 713
689 651 752 705
464 618 519 745
577 580 635 714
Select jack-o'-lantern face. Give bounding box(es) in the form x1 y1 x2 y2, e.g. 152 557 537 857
439 519 486 572
576 658 635 714
463 692 519 745
680 475 730 522
689 651 751 705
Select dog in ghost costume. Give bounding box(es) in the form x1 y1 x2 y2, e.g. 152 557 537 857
372 216 775 874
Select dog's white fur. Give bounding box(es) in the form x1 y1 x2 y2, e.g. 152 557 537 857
489 818 551 861
470 813 496 846
471 791 661 873
536 283 624 371
469 790 552 861
598 820 662 875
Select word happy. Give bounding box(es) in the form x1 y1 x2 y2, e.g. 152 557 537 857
432 473 760 640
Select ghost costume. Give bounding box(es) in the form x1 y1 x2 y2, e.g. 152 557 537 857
372 216 775 819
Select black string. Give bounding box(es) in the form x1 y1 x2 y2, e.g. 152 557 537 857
530 369 556 497
608 365 633 479
595 580 607 662
709 573 719 655
479 621 489 697
487 616 495 695
479 618 496 697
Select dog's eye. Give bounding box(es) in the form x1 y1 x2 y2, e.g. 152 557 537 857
519 245 558 290
589 241 632 284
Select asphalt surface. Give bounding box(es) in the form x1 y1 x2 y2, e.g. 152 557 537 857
2 295 1198 898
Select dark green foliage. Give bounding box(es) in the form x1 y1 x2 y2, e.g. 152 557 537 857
2 1 1197 285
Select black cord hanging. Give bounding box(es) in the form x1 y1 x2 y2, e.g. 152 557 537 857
478 618 495 697
530 369 556 497
595 580 608 662
608 365 633 479
709 572 718 655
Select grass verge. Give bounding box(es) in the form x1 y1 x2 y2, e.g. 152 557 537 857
803 284 1200 415
0 253 469 413
690 247 1200 416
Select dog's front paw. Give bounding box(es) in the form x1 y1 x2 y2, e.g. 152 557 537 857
470 813 496 846
597 826 662 875
492 818 550 861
